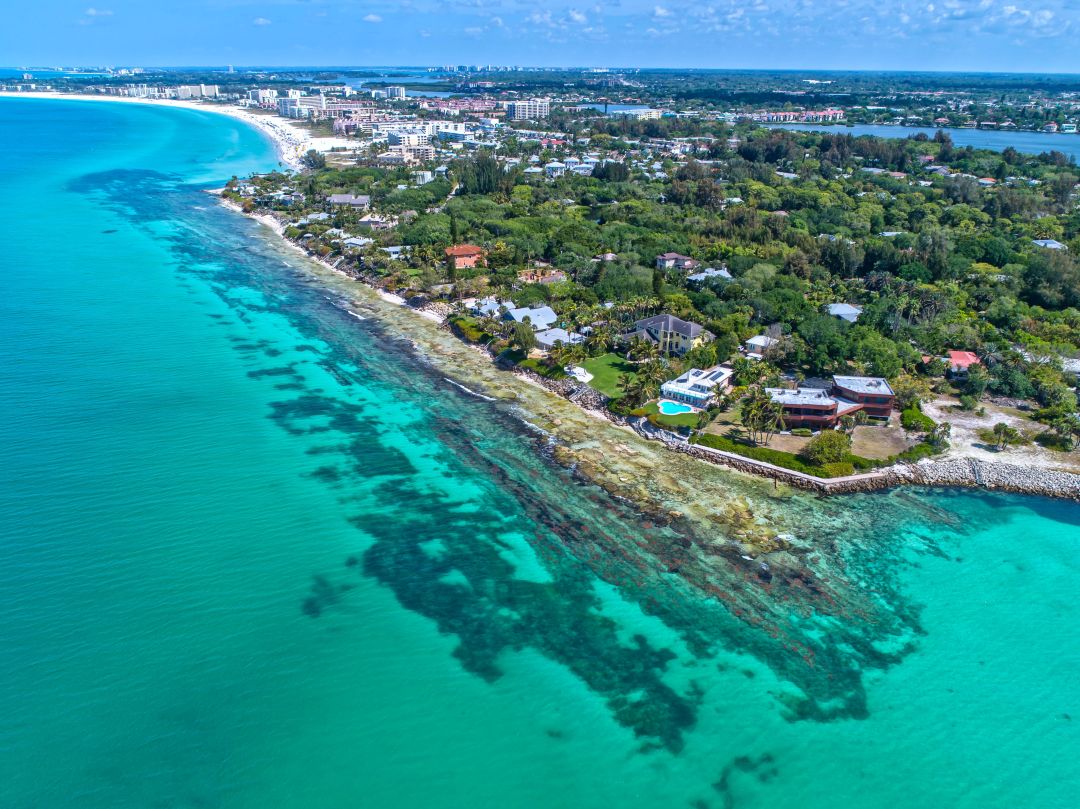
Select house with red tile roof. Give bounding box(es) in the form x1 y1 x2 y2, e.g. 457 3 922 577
445 244 485 270
946 350 981 378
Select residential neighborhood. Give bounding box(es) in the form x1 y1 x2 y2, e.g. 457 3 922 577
82 64 1068 482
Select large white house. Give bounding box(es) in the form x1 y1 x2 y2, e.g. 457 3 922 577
660 366 733 409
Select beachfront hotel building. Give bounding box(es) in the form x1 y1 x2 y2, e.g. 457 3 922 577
277 96 376 120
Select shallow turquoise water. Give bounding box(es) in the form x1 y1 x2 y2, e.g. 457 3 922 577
1 98 1079 808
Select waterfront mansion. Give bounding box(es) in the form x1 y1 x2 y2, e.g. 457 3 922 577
766 376 896 429
660 366 733 409
626 314 714 356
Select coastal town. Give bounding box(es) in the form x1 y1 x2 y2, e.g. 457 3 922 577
5 67 1080 493
8 3 1080 798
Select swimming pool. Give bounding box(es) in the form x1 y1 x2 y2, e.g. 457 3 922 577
657 400 694 416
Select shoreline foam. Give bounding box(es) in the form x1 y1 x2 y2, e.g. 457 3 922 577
0 91 314 171
13 90 1075 506
235 204 1080 505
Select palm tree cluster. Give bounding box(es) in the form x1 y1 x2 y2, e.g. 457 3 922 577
740 387 785 446
618 359 671 408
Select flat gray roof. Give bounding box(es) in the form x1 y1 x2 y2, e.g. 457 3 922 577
766 387 835 407
833 376 894 396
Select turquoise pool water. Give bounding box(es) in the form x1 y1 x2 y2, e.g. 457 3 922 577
658 400 694 415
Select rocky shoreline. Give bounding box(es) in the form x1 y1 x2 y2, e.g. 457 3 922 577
509 358 1080 502
230 202 1080 507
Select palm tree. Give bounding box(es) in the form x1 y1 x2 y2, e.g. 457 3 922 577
567 343 588 366
740 387 784 446
992 421 1020 450
585 330 608 356
619 373 646 407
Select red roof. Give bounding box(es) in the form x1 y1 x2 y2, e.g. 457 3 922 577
947 350 980 369
444 244 484 257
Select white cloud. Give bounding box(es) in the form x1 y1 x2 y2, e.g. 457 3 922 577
253 17 272 26
568 9 587 23
85 7 113 16
363 13 383 23
653 5 671 17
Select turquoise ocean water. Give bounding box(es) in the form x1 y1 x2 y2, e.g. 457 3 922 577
1 98 1079 808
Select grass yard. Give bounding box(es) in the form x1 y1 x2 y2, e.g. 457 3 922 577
703 404 744 434
850 417 916 459
582 353 638 399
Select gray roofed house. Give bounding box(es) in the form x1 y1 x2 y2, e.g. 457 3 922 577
535 328 584 350
826 303 864 323
628 314 713 356
327 193 371 208
743 334 779 358
655 252 700 271
380 245 409 260
505 305 558 330
766 386 839 408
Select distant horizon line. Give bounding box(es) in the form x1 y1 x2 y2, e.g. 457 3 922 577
7 65 1080 78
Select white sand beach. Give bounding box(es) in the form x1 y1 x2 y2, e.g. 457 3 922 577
0 91 355 171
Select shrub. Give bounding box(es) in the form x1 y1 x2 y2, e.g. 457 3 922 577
519 357 566 380
819 462 856 477
848 454 879 471
799 430 851 465
893 442 938 463
791 427 813 437
692 433 861 477
1035 432 1073 452
900 406 936 432
448 315 488 344
693 433 818 474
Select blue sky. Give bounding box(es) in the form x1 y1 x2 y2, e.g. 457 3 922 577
3 1 1078 72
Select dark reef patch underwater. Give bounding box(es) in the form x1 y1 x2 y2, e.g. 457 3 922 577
62 165 953 750
5 98 1080 809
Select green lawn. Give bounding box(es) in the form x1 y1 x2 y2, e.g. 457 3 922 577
581 353 637 399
